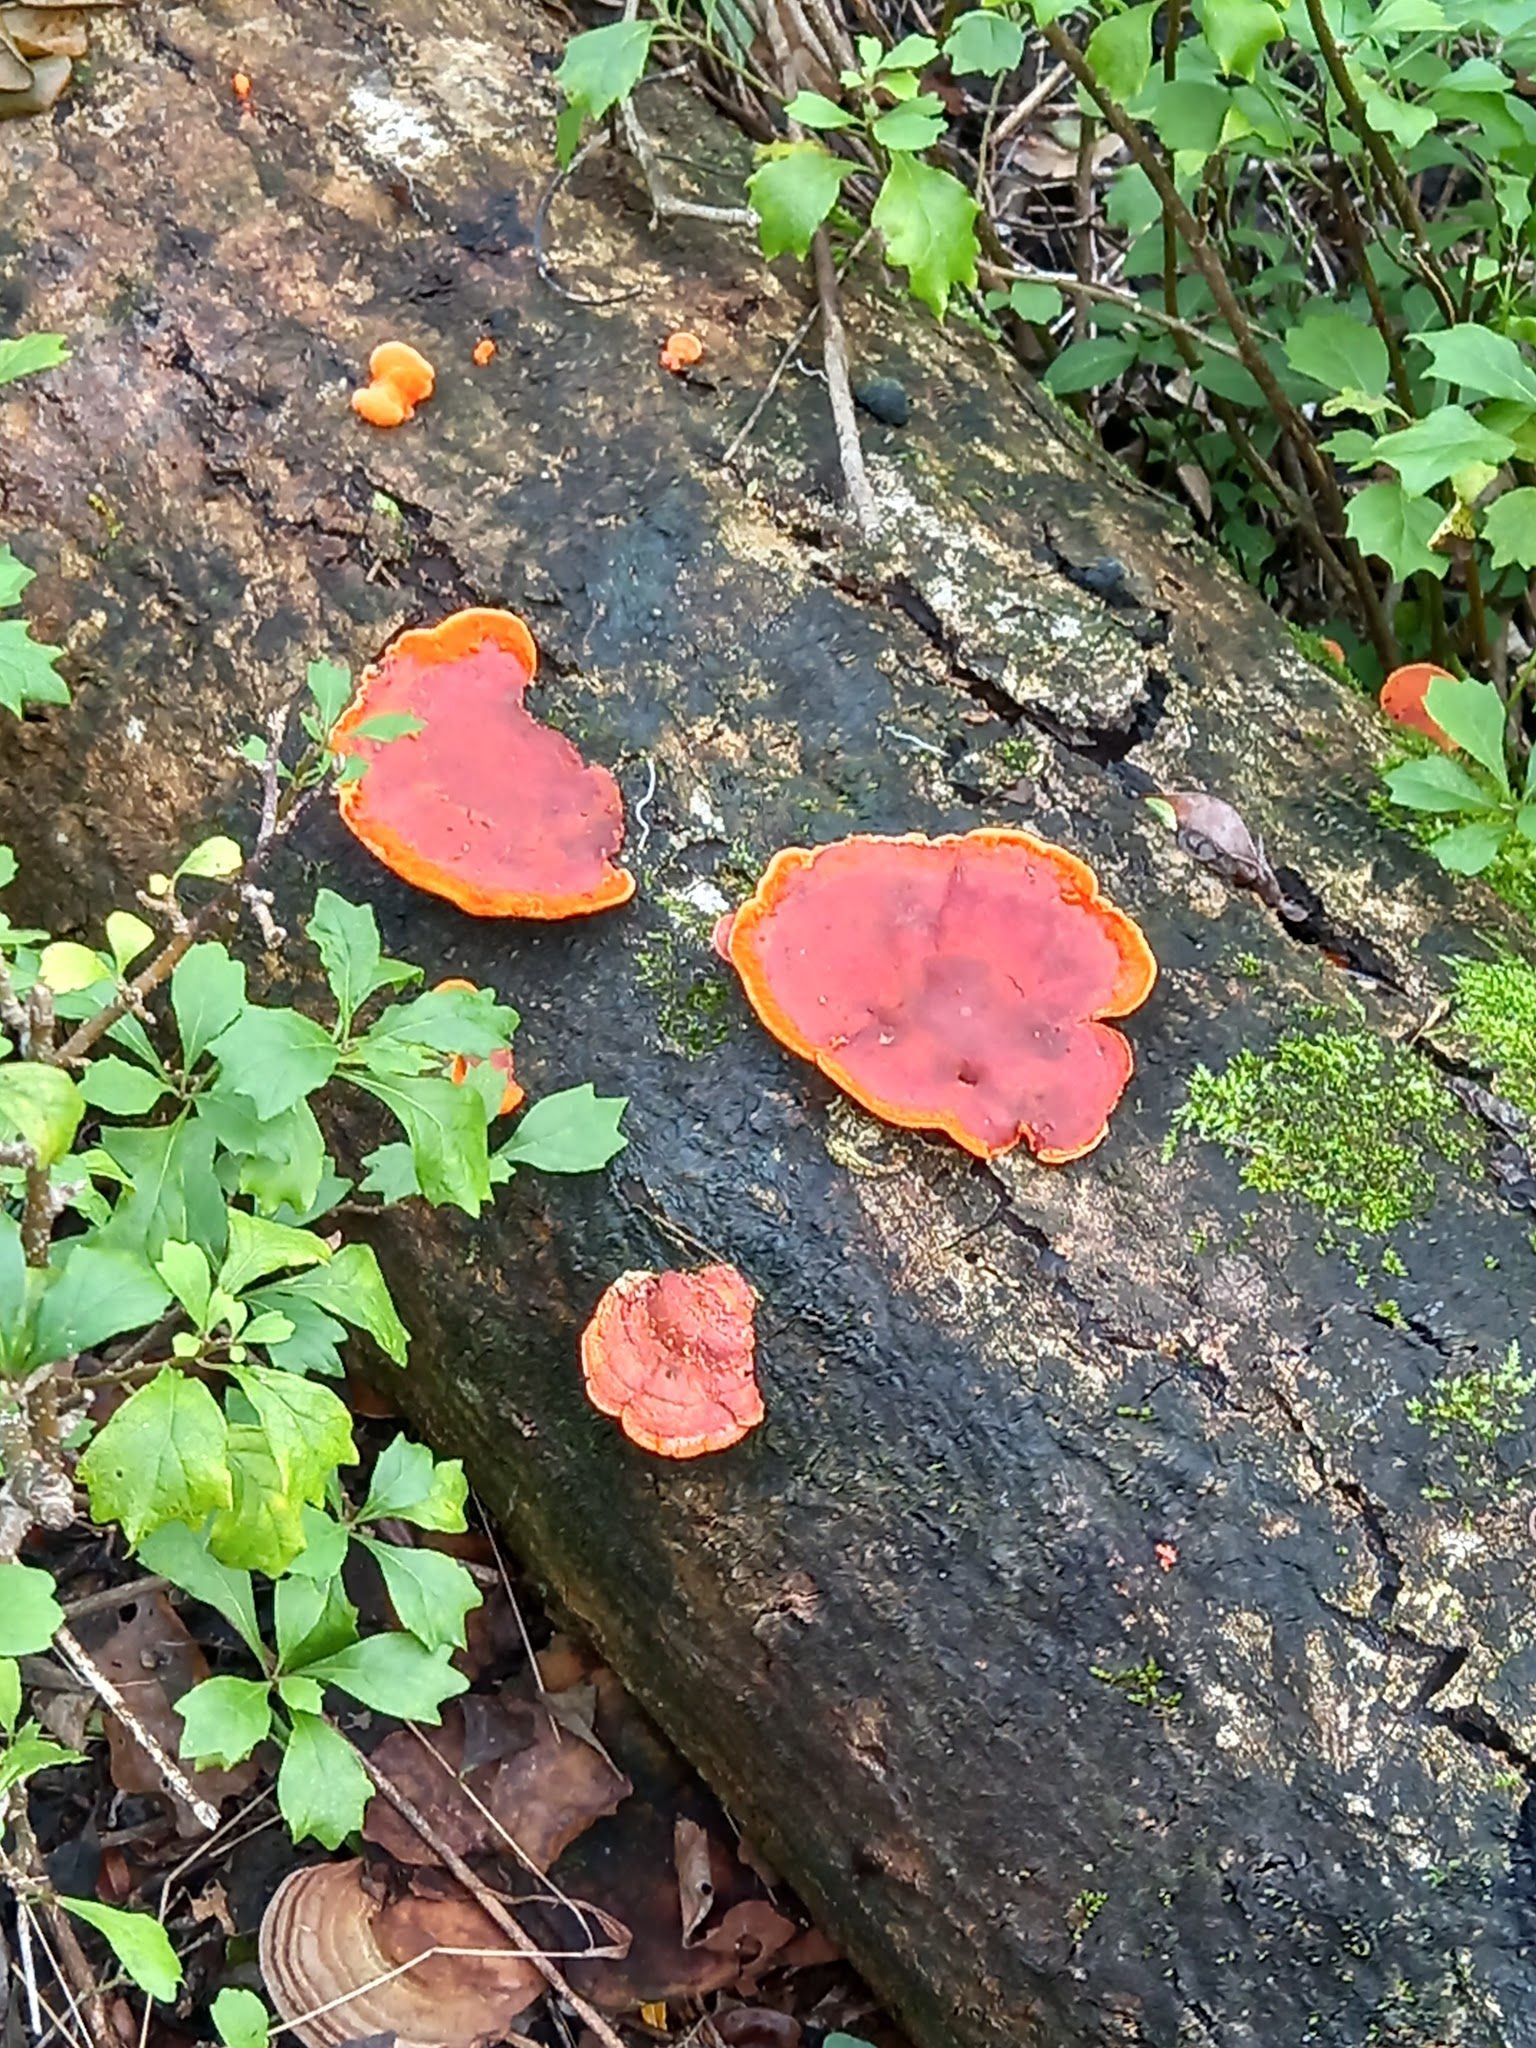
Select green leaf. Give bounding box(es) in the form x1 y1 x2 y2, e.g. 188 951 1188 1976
1383 756 1499 814
1042 334 1138 395
1196 0 1284 77
0 1658 20 1734
1345 481 1450 580
137 1522 263 1658
358 1539 482 1652
281 1505 350 1584
1482 487 1536 569
77 1370 231 1546
212 1988 271 2048
1410 323 1536 407
1283 313 1390 400
218 1211 331 1297
1004 281 1064 323
274 1572 358 1672
208 1007 339 1119
0 617 68 717
305 659 352 732
497 1084 629 1174
0 1562 63 1655
870 152 979 318
1423 675 1511 788
171 943 247 1070
882 31 939 66
1084 2 1158 100
871 93 947 150
30 1244 170 1367
748 143 849 261
359 1435 468 1530
360 984 513 1058
0 334 70 387
943 12 1024 76
276 1711 371 1849
0 1724 83 1795
176 1675 272 1769
280 1242 409 1365
1371 406 1516 496
784 89 855 128
196 1096 326 1219
1518 804 1536 842
77 1057 167 1115
38 942 106 994
104 912 155 974
556 19 655 118
307 891 415 1033
102 1119 226 1262
156 1240 213 1328
1430 818 1509 873
176 835 243 882
0 548 31 610
299 1633 468 1723
352 1071 492 1214
0 1063 83 1167
1354 72 1437 147
228 1362 357 1510
59 1900 181 2003
209 1429 307 1575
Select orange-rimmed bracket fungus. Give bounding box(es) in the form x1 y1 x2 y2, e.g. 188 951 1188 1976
351 341 436 428
331 608 635 918
1380 662 1455 750
660 330 704 374
581 1265 763 1458
715 829 1156 1163
434 977 524 1114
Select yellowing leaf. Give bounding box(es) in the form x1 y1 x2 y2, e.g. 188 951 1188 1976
76 1370 231 1547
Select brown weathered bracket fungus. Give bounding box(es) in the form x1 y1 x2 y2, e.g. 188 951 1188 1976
4 3 1536 2045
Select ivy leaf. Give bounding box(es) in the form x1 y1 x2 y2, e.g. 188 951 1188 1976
783 89 855 128
1410 323 1536 406
1042 334 1138 395
196 1096 326 1220
1084 1 1159 99
218 1212 331 1297
208 1007 339 1119
345 713 425 745
0 547 33 609
208 1428 307 1574
748 143 849 261
138 1521 263 1659
76 1370 231 1546
298 1633 469 1723
0 618 68 716
0 1063 83 1167
943 12 1024 77
1429 819 1509 874
556 20 655 118
305 660 351 732
358 1539 482 1653
171 943 248 1070
276 1711 371 1849
1481 487 1536 569
871 93 947 150
358 1435 468 1531
1383 756 1499 814
228 1362 357 1510
211 1988 271 2048
306 891 415 1033
30 1243 170 1367
1283 313 1390 400
352 1071 492 1214
279 1242 409 1365
176 1675 272 1770
1371 406 1516 496
77 1057 168 1115
0 1561 63 1655
0 334 70 386
1196 0 1284 78
497 1084 629 1174
1423 674 1511 789
58 1901 181 2003
871 152 979 318
1345 481 1449 580
361 984 514 1058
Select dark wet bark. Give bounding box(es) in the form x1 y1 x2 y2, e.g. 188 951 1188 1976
3 6 1535 2044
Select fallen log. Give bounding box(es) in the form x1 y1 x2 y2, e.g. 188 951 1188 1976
2 5 1535 2044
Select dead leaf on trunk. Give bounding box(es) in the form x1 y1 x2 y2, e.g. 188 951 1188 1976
84 1592 260 1835
675 1815 716 1944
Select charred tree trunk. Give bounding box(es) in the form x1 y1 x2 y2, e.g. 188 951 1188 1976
3 7 1535 2045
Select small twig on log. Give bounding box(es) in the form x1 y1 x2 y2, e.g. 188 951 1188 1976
812 228 878 535
54 1626 221 1832
720 227 875 472
60 1576 171 1622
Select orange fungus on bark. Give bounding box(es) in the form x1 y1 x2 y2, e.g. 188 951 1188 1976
1379 663 1454 750
433 978 524 1116
332 609 635 919
351 341 436 428
581 1265 763 1459
718 829 1156 1164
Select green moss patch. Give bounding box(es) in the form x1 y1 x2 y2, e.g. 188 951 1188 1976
1167 1028 1476 1234
1451 948 1536 1117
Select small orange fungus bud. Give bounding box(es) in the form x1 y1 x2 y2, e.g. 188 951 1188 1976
660 330 704 374
472 338 497 367
351 342 436 429
231 70 252 101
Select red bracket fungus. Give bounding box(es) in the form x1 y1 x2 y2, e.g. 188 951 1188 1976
433 977 524 1114
715 828 1156 1164
1380 662 1454 750
332 609 635 918
581 1265 763 1458
351 341 435 428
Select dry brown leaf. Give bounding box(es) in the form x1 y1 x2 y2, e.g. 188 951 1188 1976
674 1815 716 1945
